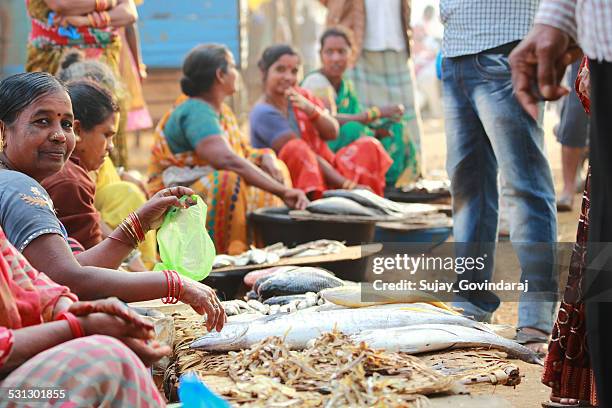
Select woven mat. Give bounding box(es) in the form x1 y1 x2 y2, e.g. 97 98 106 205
420 349 521 386
164 312 521 405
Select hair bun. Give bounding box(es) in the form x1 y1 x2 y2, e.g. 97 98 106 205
180 76 199 97
60 50 85 71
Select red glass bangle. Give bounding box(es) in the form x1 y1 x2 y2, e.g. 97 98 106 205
171 270 181 303
56 312 85 338
175 271 184 301
161 270 172 304
308 107 321 121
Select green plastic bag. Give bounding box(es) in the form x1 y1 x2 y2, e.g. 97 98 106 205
154 195 215 281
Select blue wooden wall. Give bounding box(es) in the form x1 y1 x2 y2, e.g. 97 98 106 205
0 0 29 78
138 0 246 69
0 0 246 77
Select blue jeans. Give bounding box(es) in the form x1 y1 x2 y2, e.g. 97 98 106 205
442 53 558 333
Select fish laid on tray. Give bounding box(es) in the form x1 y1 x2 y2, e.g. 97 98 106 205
190 304 491 352
306 196 380 217
323 188 409 216
214 240 347 269
223 293 324 317
320 285 456 313
254 267 345 299
243 266 299 287
351 324 540 364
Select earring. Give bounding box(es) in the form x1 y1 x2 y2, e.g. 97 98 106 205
75 133 82 142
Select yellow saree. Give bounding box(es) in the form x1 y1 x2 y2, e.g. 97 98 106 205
148 97 288 255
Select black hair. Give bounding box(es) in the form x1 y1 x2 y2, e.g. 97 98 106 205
257 44 300 76
59 49 85 71
67 80 118 131
319 26 353 51
181 44 230 97
0 72 67 125
57 51 124 99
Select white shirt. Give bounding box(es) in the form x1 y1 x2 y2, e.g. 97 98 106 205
363 0 406 52
535 0 612 62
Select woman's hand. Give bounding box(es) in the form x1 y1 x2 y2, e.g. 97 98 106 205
260 154 285 184
378 104 404 119
53 14 89 27
286 88 319 116
79 312 156 341
179 278 226 333
136 187 196 231
282 188 309 210
120 338 172 367
69 298 155 332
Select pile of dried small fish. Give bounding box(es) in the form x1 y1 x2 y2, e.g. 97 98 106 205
219 330 455 407
422 349 521 386
213 240 346 268
222 292 324 316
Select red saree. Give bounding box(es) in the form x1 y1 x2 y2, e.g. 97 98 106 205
542 58 597 406
279 88 392 198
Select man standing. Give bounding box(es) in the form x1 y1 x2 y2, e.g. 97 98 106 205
510 1 612 404
440 0 558 353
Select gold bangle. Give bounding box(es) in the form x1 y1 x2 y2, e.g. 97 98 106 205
371 106 381 120
102 11 111 26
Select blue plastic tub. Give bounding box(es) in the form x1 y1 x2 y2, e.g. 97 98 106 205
374 226 452 250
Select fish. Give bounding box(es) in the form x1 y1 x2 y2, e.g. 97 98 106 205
263 292 318 306
190 305 492 351
243 266 299 287
320 285 457 314
323 189 407 216
351 324 541 364
306 197 380 216
256 267 344 299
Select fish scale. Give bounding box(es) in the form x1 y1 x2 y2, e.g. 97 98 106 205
255 267 344 299
190 305 493 352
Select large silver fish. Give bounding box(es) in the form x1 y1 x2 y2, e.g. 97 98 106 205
323 189 408 216
351 324 541 364
190 305 491 351
256 267 344 299
306 197 380 216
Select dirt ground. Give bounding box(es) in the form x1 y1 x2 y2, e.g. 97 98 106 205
127 105 578 407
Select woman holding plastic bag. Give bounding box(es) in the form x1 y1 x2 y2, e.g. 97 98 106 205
0 72 225 332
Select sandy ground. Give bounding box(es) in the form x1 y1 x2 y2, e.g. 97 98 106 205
127 107 580 407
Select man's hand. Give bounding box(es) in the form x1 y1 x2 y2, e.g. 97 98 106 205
509 24 582 120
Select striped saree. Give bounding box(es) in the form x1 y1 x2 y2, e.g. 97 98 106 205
148 97 288 255
0 227 163 406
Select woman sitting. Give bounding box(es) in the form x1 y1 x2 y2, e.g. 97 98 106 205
0 226 167 406
302 27 407 186
249 44 392 198
147 44 308 255
0 72 225 332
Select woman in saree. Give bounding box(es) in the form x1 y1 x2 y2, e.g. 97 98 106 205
147 44 309 255
26 0 137 166
54 52 157 269
0 226 167 406
249 44 392 199
301 27 407 187
0 72 225 332
542 58 596 407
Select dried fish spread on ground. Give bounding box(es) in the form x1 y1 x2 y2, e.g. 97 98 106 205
167 313 523 406
216 331 455 407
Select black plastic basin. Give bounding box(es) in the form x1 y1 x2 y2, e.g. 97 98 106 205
249 207 376 248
